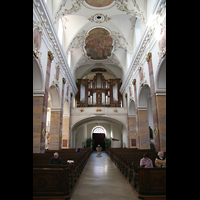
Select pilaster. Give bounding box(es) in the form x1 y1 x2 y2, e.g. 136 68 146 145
33 96 44 153
138 109 150 149
156 95 166 152
40 51 54 153
146 52 160 152
49 109 61 150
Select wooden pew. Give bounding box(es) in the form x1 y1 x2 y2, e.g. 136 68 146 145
137 167 166 195
33 164 77 189
33 167 70 198
106 148 166 199
33 148 92 200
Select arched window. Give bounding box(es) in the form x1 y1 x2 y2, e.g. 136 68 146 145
93 127 104 133
91 126 107 137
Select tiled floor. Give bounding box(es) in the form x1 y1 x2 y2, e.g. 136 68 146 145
70 152 139 200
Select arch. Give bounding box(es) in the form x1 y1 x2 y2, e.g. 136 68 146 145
129 100 136 115
33 56 44 94
91 125 106 151
155 56 166 93
72 115 127 130
138 84 151 109
49 85 61 109
91 125 107 136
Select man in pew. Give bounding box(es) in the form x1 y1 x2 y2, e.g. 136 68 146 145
140 153 153 168
155 151 166 168
49 152 63 164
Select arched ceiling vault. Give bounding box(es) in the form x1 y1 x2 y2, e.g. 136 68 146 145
50 0 146 83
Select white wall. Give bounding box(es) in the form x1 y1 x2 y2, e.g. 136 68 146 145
76 125 87 148
122 125 128 148
111 124 121 148
74 122 123 148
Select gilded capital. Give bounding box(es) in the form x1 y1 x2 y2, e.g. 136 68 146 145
125 93 127 98
33 50 38 59
145 52 152 63
132 79 136 85
48 51 54 61
62 78 66 84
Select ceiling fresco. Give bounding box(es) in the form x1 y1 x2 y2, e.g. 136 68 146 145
84 28 113 60
85 0 114 7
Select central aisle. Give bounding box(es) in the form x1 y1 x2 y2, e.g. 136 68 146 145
71 152 139 200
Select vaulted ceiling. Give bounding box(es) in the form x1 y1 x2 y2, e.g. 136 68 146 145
46 0 147 83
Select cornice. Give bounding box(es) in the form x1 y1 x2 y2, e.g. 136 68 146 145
33 0 78 94
120 0 165 94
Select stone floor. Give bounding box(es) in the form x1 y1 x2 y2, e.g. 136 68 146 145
70 151 139 200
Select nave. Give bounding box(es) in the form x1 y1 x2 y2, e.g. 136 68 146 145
71 152 139 200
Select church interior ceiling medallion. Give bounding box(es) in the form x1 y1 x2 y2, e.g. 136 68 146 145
85 0 114 7
84 28 113 60
88 13 111 23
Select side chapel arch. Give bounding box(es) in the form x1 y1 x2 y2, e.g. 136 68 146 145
49 84 61 109
155 56 166 93
33 56 44 94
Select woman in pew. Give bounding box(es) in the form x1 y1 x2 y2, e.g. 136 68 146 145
155 151 166 168
49 152 63 164
140 153 153 168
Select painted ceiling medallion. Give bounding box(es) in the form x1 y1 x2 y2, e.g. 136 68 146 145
88 14 111 23
84 28 113 60
85 0 114 7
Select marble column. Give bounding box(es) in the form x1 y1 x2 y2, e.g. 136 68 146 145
128 116 137 148
156 95 166 152
125 93 130 147
33 96 44 153
138 109 150 149
62 115 69 149
69 93 73 147
146 52 160 151
59 78 66 149
35 51 54 153
132 79 140 149
49 110 61 150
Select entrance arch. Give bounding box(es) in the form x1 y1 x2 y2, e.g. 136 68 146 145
92 126 106 151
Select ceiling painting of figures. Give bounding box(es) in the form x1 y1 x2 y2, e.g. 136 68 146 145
84 28 113 60
85 0 114 7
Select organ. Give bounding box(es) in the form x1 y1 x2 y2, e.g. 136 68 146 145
77 73 121 107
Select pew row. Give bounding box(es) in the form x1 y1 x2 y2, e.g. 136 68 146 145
33 148 92 200
106 148 166 199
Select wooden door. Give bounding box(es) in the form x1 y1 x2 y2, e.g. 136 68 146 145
92 133 105 151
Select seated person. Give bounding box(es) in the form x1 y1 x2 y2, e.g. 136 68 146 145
49 152 63 164
140 153 153 168
75 148 81 152
155 151 166 168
